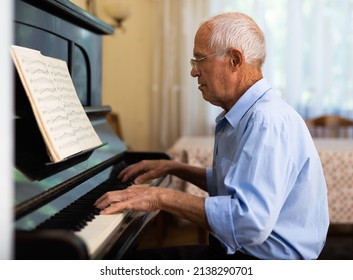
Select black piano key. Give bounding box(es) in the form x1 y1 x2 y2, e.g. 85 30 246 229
36 180 133 231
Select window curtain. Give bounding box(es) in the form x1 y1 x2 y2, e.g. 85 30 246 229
210 0 353 119
151 0 353 150
150 0 216 151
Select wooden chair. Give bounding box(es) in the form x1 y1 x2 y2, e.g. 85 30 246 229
305 114 353 137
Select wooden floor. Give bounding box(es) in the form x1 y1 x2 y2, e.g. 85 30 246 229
137 213 353 260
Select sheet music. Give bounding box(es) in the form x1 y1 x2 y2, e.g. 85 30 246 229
11 45 102 162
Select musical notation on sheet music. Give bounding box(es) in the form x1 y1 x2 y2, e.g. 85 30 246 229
11 45 103 162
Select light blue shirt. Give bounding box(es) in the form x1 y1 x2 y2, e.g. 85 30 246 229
205 78 329 259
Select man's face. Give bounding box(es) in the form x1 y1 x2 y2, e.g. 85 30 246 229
191 25 235 110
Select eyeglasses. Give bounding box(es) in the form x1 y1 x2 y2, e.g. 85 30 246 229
190 50 228 71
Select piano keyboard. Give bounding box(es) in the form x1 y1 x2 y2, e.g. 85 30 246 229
36 180 133 257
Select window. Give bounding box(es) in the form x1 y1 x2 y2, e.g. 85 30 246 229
210 0 353 119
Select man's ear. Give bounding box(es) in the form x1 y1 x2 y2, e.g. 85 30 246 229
229 48 243 69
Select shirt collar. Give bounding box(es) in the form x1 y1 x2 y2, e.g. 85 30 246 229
216 78 272 128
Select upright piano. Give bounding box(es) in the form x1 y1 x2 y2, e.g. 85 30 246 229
14 0 169 259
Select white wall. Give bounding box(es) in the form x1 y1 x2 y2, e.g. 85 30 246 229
101 0 154 151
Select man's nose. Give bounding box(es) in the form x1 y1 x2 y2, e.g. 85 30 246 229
190 67 199 77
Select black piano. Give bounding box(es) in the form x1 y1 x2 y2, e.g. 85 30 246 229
14 0 170 259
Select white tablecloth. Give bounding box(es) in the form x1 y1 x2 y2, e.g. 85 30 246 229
168 136 353 224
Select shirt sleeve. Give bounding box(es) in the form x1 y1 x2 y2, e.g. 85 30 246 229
205 113 300 254
206 167 213 189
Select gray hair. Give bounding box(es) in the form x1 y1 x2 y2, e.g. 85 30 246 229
203 12 266 67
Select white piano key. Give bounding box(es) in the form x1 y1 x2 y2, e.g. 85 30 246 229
75 212 126 257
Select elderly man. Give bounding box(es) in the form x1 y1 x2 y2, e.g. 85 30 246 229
95 12 329 260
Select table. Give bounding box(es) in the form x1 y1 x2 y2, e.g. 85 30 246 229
168 136 353 224
314 138 353 224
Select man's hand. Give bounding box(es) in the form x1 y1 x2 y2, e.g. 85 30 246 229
94 185 161 214
94 183 210 231
118 159 172 184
